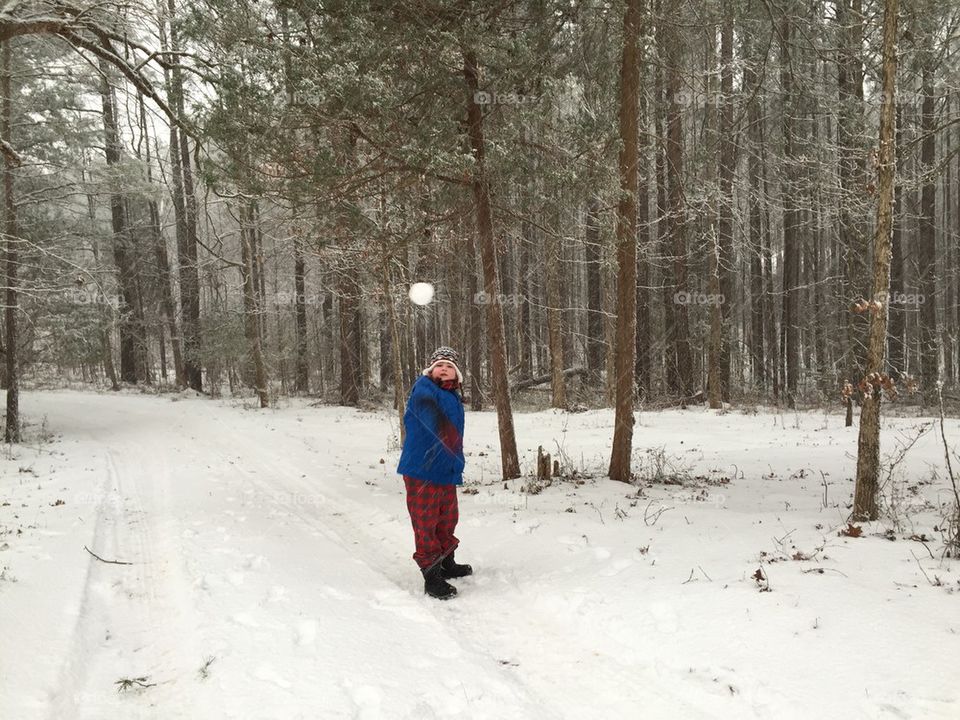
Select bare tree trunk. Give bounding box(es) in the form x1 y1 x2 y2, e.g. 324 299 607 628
2 39 19 442
654 46 678 397
240 203 269 407
466 231 483 410
918 59 938 403
163 0 202 392
744 38 766 391
278 6 309 395
944 101 955 388
518 199 533 380
99 60 147 384
635 84 652 398
717 0 735 402
853 0 898 521
837 0 869 392
382 260 405 441
585 195 604 386
546 230 566 408
664 20 693 398
708 228 723 409
293 229 309 393
338 268 362 406
763 155 778 402
80 154 119 391
335 127 362 407
608 0 642 482
462 45 520 480
780 18 801 408
139 92 184 388
888 105 906 381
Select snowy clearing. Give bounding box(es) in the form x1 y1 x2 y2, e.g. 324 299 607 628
1 390 959 719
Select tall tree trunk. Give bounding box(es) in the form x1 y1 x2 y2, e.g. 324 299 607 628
888 107 905 380
164 0 202 392
707 227 723 408
462 45 520 480
466 231 484 411
2 39 19 442
239 203 269 408
837 0 869 392
336 127 362 407
294 230 309 393
780 18 801 408
82 160 119 391
139 92 184 388
585 195 604 385
762 150 779 402
635 100 652 398
853 0 898 521
716 0 735 402
655 50 678 397
744 38 766 391
338 267 362 406
383 260 405 441
518 198 533 380
546 230 566 408
608 0 642 482
99 60 147 384
918 59 938 403
664 19 693 398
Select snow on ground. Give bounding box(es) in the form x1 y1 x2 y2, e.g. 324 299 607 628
1 389 959 720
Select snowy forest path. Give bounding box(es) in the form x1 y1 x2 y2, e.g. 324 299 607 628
32 393 549 719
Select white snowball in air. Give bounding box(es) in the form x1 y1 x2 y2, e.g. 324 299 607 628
408 282 435 305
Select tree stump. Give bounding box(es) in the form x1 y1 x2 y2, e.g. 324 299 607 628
537 445 552 481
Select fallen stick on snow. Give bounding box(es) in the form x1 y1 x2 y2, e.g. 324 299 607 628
84 545 133 566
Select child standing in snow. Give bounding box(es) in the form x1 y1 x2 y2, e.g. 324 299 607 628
397 346 473 600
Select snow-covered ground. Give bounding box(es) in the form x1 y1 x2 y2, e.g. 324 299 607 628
1 389 958 719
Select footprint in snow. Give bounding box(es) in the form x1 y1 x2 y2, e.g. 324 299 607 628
242 554 266 570
598 558 633 577
295 619 317 646
647 601 679 634
346 682 383 714
253 664 292 689
230 612 260 628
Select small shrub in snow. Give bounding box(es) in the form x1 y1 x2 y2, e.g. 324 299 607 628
115 676 155 693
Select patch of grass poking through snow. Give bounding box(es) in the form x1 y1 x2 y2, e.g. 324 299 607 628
115 676 156 693
198 656 216 681
637 446 692 486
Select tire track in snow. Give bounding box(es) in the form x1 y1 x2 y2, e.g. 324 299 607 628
47 439 213 720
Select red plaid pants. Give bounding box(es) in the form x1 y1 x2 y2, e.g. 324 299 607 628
404 475 460 570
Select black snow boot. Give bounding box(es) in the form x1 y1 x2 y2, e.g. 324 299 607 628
440 551 473 579
423 563 458 600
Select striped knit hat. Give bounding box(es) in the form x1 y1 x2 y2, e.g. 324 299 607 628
422 346 464 385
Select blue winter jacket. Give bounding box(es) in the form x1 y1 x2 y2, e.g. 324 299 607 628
396 375 465 485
